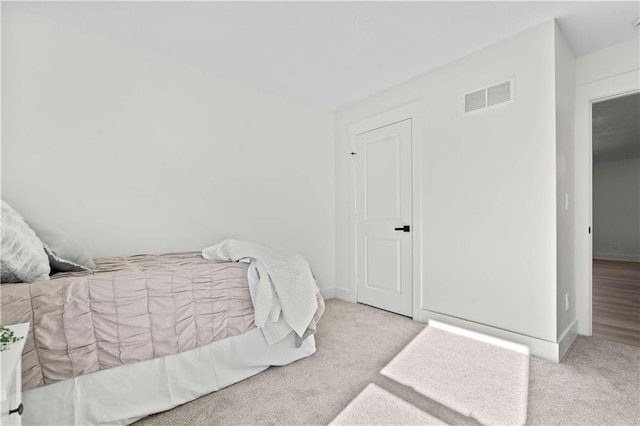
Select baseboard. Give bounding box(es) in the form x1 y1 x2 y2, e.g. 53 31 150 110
429 320 530 355
558 319 579 361
320 287 336 300
335 287 356 303
593 253 640 262
420 310 564 363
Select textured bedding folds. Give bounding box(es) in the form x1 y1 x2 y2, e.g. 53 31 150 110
0 252 257 392
202 239 322 345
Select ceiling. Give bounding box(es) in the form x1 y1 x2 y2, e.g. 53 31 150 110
592 93 640 163
4 1 640 109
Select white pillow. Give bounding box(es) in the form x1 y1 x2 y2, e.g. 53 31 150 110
1 201 50 283
27 221 95 272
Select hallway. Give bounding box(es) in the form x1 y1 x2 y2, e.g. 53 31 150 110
592 259 640 347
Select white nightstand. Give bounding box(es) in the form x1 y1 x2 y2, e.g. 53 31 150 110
1 323 28 426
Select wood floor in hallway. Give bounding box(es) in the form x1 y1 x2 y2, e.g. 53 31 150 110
592 259 640 347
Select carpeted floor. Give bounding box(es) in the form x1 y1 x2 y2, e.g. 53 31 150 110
381 325 529 425
136 299 640 425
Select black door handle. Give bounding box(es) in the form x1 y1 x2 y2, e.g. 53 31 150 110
9 403 24 416
394 225 410 232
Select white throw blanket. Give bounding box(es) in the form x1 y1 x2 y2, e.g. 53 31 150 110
202 239 319 345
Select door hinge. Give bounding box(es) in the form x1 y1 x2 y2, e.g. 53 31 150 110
588 226 591 234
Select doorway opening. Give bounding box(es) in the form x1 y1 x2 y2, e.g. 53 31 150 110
590 92 640 347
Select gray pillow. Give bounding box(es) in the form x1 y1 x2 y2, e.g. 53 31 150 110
1 201 50 283
26 221 96 272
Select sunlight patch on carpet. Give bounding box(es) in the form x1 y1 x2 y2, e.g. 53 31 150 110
381 321 530 425
329 384 447 425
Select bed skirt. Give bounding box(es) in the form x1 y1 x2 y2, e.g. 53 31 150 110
22 329 316 425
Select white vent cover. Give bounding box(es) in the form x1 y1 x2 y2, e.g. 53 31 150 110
465 89 486 112
464 79 514 113
487 81 511 106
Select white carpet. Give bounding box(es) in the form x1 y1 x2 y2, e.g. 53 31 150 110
329 384 448 425
381 321 530 425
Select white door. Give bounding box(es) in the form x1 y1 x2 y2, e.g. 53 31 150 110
355 119 413 317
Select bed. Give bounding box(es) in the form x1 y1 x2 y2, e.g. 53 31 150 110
0 251 324 425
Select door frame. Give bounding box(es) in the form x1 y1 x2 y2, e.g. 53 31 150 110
347 100 424 320
575 71 639 336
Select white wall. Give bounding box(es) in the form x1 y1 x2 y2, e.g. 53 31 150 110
574 38 640 334
592 158 640 261
419 21 558 342
336 21 562 343
1 9 336 291
575 38 640 87
554 24 577 339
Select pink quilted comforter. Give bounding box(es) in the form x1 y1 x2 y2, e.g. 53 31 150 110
0 252 258 392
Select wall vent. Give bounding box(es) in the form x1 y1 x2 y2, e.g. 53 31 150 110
487 81 511 106
464 78 514 113
465 89 486 112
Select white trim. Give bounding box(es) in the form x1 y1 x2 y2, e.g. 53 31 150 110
411 105 424 322
421 310 565 362
335 287 356 303
320 287 336 300
346 100 424 321
428 320 530 355
575 70 639 337
593 253 640 262
558 318 579 361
